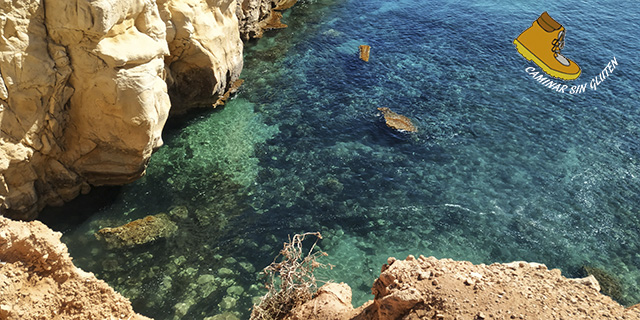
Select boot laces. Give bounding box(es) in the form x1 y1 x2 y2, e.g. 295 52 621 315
551 30 570 66
551 30 565 54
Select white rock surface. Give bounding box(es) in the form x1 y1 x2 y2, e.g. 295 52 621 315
160 0 243 112
0 0 252 219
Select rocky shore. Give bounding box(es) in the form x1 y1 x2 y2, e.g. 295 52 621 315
286 256 640 320
0 215 150 320
3 214 639 319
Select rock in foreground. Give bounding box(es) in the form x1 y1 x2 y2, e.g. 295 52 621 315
285 256 640 320
0 216 150 320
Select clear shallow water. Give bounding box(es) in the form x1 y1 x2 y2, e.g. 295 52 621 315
44 0 640 319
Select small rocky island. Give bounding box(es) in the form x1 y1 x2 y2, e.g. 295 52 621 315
378 107 418 132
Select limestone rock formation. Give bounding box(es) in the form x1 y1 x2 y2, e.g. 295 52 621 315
0 215 151 320
236 0 297 40
44 0 172 187
95 213 178 249
284 256 640 320
159 0 244 112
0 0 250 219
377 107 417 132
0 0 82 219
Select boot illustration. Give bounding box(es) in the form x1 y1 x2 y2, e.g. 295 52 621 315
514 12 581 80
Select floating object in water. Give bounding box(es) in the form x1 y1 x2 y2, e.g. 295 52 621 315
359 45 371 62
377 107 417 132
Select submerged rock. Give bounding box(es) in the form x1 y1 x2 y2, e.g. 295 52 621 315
169 206 190 220
173 302 193 319
377 107 417 132
95 214 177 249
582 265 624 303
219 294 240 311
205 312 241 320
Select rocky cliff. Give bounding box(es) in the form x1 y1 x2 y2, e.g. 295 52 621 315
285 256 640 320
4 218 640 320
0 0 293 220
0 215 150 320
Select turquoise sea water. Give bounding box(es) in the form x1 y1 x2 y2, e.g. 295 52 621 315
44 0 640 319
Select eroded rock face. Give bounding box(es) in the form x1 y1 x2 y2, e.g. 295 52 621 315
284 256 640 320
236 0 297 40
0 0 81 219
159 0 244 113
45 0 172 187
0 215 151 320
0 0 249 219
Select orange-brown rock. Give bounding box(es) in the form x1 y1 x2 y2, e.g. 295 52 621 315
215 79 245 107
283 256 640 320
274 0 298 10
263 11 289 31
0 216 151 320
377 107 417 132
236 0 298 40
359 45 371 62
284 283 354 320
95 213 177 249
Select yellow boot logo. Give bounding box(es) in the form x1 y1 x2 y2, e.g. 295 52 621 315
514 12 581 80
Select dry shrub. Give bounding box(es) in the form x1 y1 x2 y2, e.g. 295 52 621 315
250 232 331 320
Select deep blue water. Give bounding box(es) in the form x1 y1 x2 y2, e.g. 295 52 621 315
48 0 640 319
